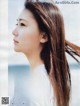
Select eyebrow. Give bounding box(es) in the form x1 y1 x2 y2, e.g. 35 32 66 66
17 18 29 22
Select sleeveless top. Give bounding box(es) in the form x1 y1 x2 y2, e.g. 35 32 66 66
9 64 55 106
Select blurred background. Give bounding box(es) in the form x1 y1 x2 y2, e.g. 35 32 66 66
8 0 80 106
0 0 8 104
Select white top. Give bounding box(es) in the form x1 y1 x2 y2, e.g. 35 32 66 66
9 64 55 106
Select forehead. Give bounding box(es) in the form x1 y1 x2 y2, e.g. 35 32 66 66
18 9 35 22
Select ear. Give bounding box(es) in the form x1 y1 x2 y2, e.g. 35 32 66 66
40 32 48 43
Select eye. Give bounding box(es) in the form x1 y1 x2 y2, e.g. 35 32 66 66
20 23 25 26
15 23 26 27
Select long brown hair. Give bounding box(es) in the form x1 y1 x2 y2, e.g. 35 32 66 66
24 0 80 106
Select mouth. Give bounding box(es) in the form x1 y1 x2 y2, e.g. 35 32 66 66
13 39 19 44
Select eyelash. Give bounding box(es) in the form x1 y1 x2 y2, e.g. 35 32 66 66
20 23 25 26
16 23 25 26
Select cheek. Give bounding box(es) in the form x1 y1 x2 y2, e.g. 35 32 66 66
19 28 40 51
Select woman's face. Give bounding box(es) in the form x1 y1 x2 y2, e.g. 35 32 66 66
12 9 47 54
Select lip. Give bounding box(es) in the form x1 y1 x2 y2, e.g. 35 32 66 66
13 39 19 44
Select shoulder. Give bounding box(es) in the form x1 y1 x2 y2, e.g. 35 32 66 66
30 65 54 99
32 64 51 90
29 65 55 106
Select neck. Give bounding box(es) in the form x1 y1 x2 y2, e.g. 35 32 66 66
25 51 44 71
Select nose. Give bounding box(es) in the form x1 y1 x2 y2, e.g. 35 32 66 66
12 28 18 37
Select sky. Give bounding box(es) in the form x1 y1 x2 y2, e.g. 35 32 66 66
8 0 80 65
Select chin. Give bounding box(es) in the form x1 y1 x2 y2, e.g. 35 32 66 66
14 47 21 52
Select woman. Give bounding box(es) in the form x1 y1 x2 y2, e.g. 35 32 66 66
12 0 80 106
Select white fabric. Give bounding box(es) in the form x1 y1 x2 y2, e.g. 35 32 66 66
9 64 55 106
28 64 55 106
